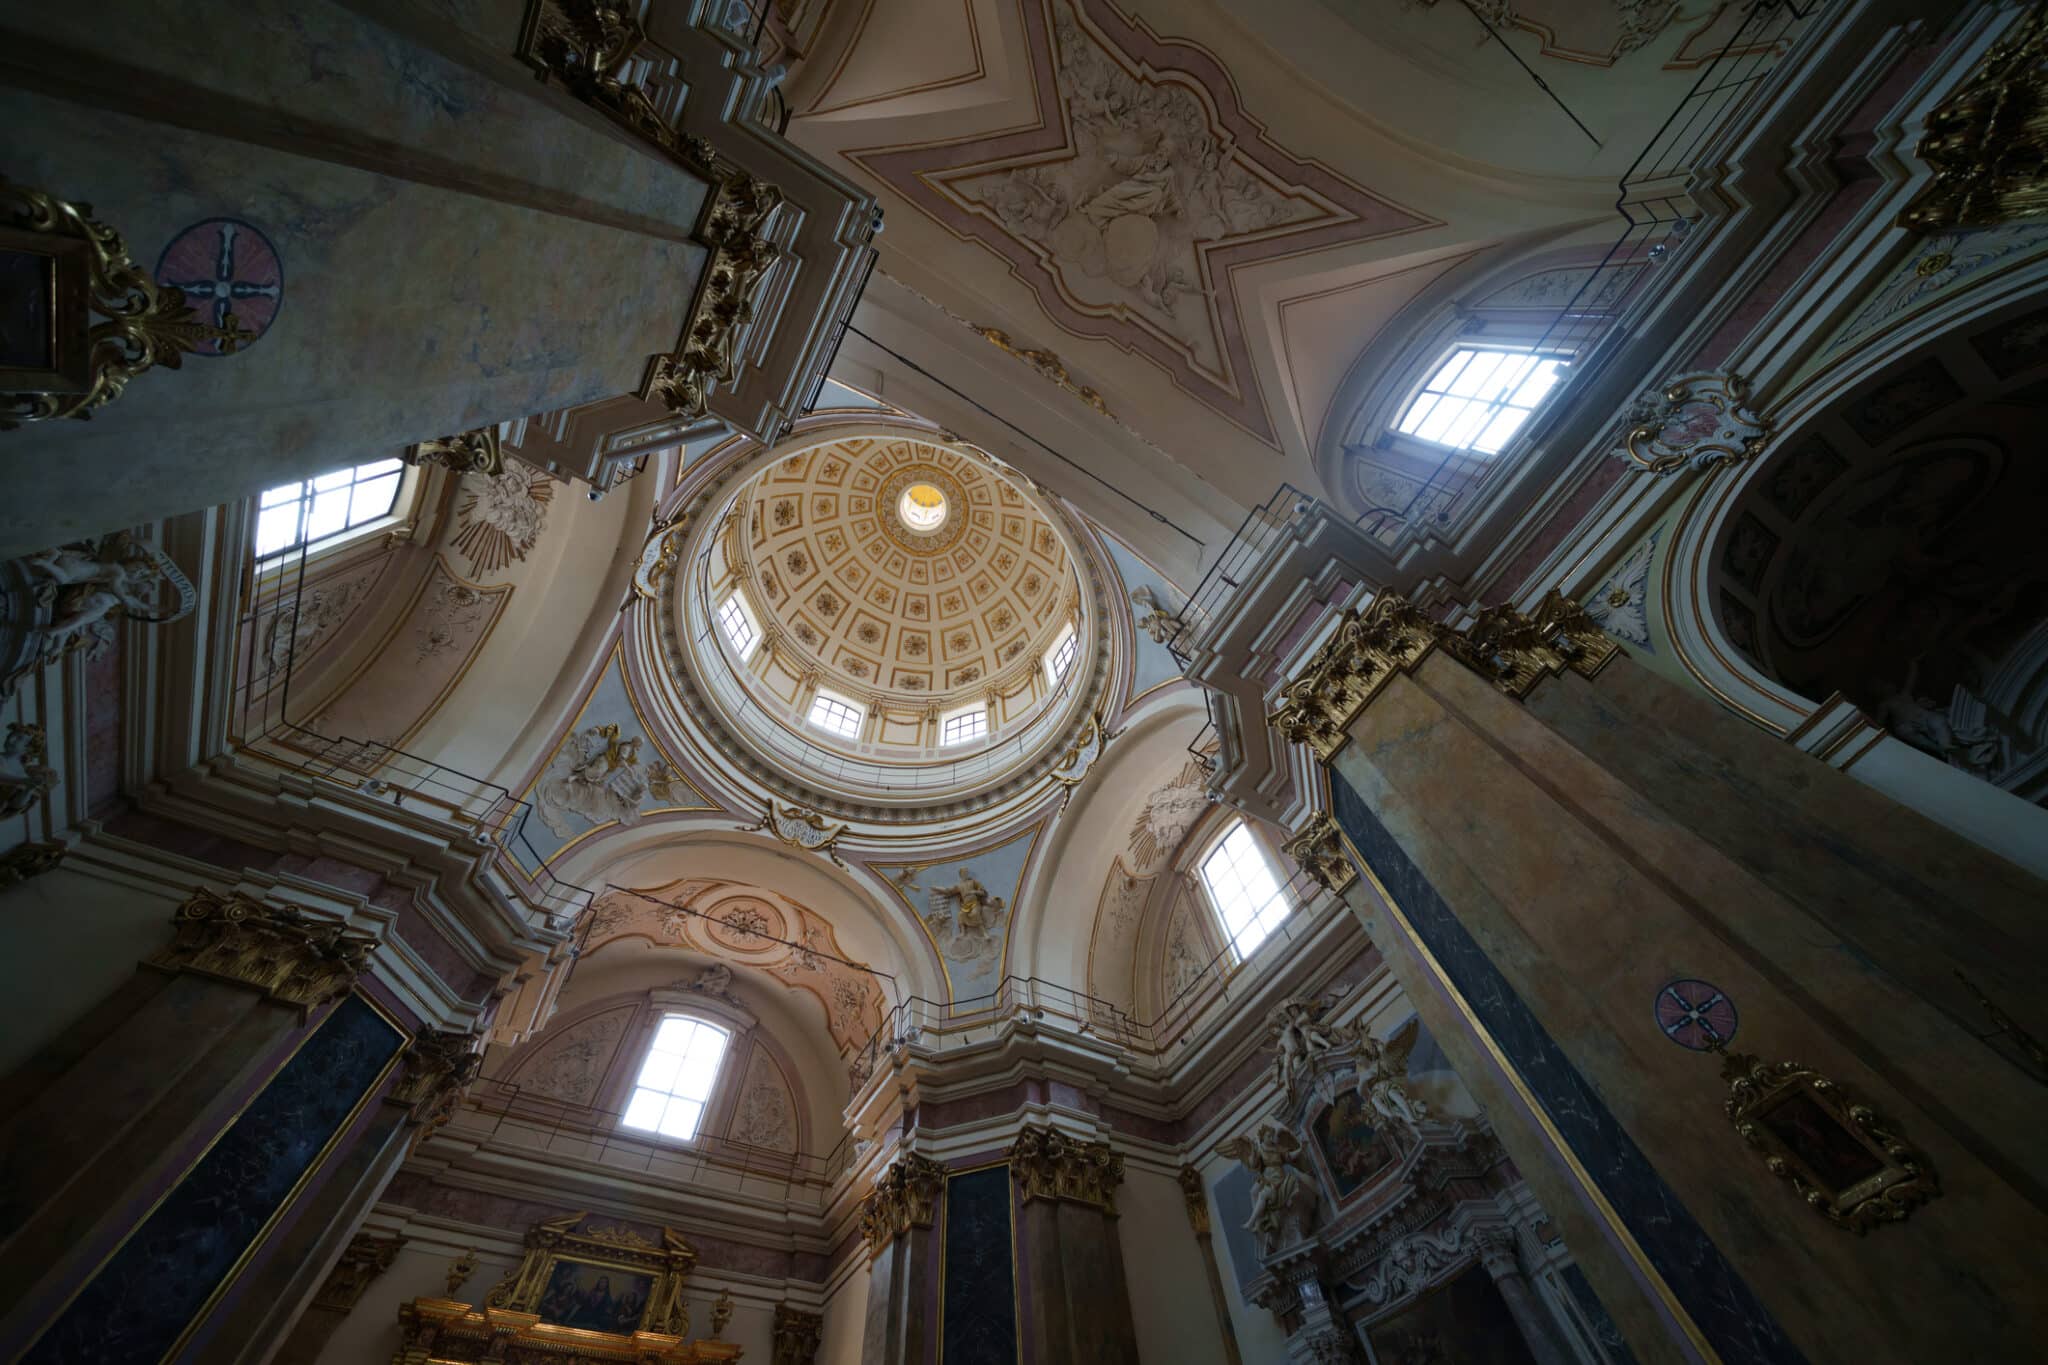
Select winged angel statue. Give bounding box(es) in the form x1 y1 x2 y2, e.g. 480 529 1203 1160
1217 1119 1319 1252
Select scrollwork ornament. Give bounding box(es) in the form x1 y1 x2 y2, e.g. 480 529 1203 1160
1898 4 2048 232
772 1304 824 1365
405 427 503 477
148 889 378 1015
860 1152 946 1254
392 1027 485 1132
641 171 784 419
1 178 256 430
738 798 849 867
1008 1125 1125 1212
1617 371 1771 476
1281 810 1355 893
1269 592 1437 760
1718 1045 1940 1232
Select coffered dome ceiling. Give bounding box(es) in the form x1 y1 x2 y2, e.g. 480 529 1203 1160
730 437 1078 703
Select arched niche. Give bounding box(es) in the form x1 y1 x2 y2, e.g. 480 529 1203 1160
1664 291 2048 873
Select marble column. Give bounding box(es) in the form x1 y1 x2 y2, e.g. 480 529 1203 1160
0 889 376 1352
1177 1165 1244 1365
1280 590 2048 1364
0 0 713 554
1009 1126 1140 1365
1472 1230 1574 1365
858 1152 944 1365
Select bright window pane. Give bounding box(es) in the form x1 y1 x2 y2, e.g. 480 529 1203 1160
1394 347 1567 456
718 594 757 658
620 1015 729 1142
941 709 986 746
254 460 411 560
1046 628 1078 685
1199 821 1292 961
808 692 863 739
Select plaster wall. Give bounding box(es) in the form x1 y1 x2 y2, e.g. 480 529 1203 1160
1117 1163 1229 1365
815 1258 869 1365
0 865 184 1079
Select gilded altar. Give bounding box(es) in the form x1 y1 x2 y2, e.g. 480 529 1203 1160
392 1298 741 1364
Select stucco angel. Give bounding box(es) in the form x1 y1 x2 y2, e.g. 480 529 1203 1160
1217 1120 1318 1252
11 533 192 693
1269 996 1343 1099
1353 1018 1431 1132
537 723 649 837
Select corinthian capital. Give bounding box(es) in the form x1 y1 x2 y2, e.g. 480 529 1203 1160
860 1152 947 1254
149 889 378 1014
1009 1125 1125 1213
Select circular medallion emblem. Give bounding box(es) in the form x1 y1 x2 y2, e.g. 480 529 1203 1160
154 218 283 355
1655 979 1737 1050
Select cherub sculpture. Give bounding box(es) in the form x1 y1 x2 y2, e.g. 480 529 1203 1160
1269 996 1343 1099
1353 1018 1431 1132
1217 1119 1318 1252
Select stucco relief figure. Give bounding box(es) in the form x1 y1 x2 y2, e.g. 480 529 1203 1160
1128 757 1211 871
923 866 1009 962
1270 996 1344 1099
4 532 195 696
0 722 58 817
685 962 743 1004
537 723 649 837
1871 663 2011 777
1130 585 1179 645
1218 1120 1318 1252
1354 1019 1431 1133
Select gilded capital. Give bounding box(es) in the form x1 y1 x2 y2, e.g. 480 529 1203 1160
1176 1164 1211 1236
405 427 503 477
313 1231 406 1313
392 1027 486 1131
1268 593 1437 762
772 1305 825 1365
860 1152 946 1255
1008 1125 1125 1214
1281 811 1355 894
642 170 784 419
1438 589 1620 699
1898 5 2048 231
149 889 378 1014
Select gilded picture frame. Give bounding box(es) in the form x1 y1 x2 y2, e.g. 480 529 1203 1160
0 225 89 392
1720 1049 1939 1233
485 1212 699 1336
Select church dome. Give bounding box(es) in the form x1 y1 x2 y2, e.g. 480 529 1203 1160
650 426 1110 821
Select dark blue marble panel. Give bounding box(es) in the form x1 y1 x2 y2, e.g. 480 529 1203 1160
1330 774 1808 1365
942 1165 1018 1365
24 995 403 1365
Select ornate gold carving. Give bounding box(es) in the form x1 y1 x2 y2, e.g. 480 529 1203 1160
517 0 716 173
709 1288 734 1337
738 799 850 867
313 1231 405 1313
975 326 1114 418
1718 1046 1940 1232
859 1152 946 1255
395 1298 739 1364
445 1248 479 1298
1899 4 2048 232
1176 1163 1211 1236
772 1305 824 1365
405 427 503 477
0 839 65 888
392 1027 485 1131
1 722 57 817
1437 588 1620 700
1269 593 1438 761
0 178 256 430
1281 811 1355 894
633 511 691 601
1619 371 1770 476
1008 1125 1125 1213
641 172 784 419
148 889 378 1014
484 1211 698 1335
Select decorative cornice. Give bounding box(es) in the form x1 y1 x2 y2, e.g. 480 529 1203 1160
1008 1125 1124 1213
642 171 784 419
147 889 378 1014
1280 811 1355 894
974 326 1113 419
859 1152 946 1254
313 1231 406 1313
405 427 504 477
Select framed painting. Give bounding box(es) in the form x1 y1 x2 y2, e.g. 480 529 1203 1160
484 1212 700 1337
0 225 89 393
536 1258 658 1334
1364 1263 1536 1365
1309 1091 1398 1200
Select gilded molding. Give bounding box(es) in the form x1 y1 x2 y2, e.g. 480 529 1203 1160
859 1152 946 1254
1008 1125 1125 1214
1281 811 1355 893
148 889 378 1014
772 1304 824 1365
1437 589 1621 700
394 1298 738 1363
1268 593 1437 761
975 326 1114 418
1 178 256 430
1618 371 1770 476
1719 1046 1940 1232
738 799 849 867
517 0 716 174
484 1212 699 1335
1176 1163 1211 1236
313 1231 406 1313
1899 4 2048 232
642 171 784 419
405 427 503 477
393 1027 486 1131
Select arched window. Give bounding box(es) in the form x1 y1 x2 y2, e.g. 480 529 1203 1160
1197 819 1291 961
1393 346 1567 455
718 591 760 659
620 1014 730 1141
940 703 987 746
255 459 410 561
807 689 863 740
